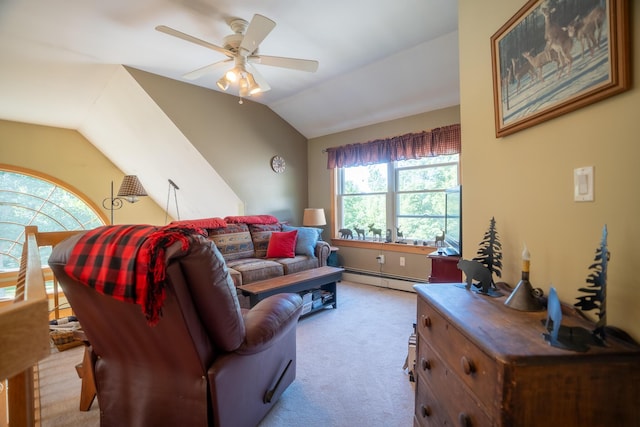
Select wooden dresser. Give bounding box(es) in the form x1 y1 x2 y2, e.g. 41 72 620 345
413 283 640 427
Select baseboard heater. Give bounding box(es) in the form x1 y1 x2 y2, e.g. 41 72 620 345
342 268 422 293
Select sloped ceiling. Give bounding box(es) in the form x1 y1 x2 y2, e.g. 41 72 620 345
0 0 460 139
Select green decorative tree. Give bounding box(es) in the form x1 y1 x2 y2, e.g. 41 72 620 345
574 225 608 341
473 217 503 281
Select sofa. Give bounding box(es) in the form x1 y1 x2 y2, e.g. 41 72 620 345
174 215 331 289
49 225 303 427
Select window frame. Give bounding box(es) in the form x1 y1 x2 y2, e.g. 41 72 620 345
0 165 107 273
335 155 459 244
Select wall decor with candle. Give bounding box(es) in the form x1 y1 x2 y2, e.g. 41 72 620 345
505 242 544 311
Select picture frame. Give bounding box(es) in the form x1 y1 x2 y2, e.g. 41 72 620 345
491 0 630 138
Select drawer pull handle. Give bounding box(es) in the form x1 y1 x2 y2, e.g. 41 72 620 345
420 404 431 418
420 358 431 371
458 412 471 427
423 316 432 328
460 356 475 375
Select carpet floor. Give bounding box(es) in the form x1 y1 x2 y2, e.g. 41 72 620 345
38 281 417 426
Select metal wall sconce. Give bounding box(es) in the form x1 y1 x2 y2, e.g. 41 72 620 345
102 175 147 224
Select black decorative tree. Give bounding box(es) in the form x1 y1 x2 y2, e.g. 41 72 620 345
473 217 503 281
455 216 503 297
574 225 608 341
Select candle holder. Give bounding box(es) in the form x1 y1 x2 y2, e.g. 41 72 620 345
504 273 544 311
505 244 544 311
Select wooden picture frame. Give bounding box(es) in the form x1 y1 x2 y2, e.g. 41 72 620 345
491 0 630 138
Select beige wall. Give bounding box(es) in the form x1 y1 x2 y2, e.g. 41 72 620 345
0 120 167 225
127 68 309 225
1 68 311 226
459 1 640 340
307 106 461 284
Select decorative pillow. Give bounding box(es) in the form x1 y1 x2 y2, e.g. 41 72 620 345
224 215 279 224
266 230 298 258
170 217 227 230
282 225 322 258
207 223 254 260
250 223 283 257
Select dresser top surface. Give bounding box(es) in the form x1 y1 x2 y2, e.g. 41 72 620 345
414 283 640 360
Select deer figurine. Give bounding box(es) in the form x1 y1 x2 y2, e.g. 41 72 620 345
368 224 382 241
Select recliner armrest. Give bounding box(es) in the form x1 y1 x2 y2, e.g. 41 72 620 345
238 293 303 355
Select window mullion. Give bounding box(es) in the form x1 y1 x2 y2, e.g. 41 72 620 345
388 162 396 241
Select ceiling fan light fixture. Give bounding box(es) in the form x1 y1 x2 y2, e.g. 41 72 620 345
216 76 229 91
225 67 239 82
238 74 251 97
246 73 261 95
157 14 319 101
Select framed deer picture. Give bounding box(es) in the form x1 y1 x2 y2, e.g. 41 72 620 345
490 0 630 138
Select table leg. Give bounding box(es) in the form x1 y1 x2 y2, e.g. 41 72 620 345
73 334 96 412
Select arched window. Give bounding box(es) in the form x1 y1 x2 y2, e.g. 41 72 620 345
0 166 106 273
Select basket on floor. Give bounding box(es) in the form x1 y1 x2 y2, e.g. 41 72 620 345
50 329 83 351
49 316 83 351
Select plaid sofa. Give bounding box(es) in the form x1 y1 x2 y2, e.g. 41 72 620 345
206 222 331 289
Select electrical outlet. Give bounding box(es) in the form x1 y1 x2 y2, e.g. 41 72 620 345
376 254 385 264
400 257 405 267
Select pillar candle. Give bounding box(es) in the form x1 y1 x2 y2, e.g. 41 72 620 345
522 244 530 273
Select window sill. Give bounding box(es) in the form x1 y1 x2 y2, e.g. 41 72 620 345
330 238 436 255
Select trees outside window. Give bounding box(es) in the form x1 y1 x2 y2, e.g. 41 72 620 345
337 154 459 243
0 168 104 273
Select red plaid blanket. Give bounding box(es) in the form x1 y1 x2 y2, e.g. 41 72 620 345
64 224 206 325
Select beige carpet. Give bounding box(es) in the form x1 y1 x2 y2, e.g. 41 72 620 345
38 281 417 427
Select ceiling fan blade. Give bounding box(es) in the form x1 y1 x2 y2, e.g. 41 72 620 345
183 59 233 80
239 14 276 55
252 55 319 72
246 63 271 93
156 25 233 57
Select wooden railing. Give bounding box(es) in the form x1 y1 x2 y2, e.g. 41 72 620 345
0 227 82 427
1 269 73 321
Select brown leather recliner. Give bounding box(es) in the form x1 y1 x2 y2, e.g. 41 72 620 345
49 229 303 427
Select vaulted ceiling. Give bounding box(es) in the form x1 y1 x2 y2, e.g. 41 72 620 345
0 0 460 139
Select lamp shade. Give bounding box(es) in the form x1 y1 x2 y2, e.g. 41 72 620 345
117 175 147 202
303 208 326 226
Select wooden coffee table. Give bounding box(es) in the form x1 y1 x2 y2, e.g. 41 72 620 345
238 266 343 315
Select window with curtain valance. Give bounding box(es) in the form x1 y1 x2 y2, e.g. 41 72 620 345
326 123 461 169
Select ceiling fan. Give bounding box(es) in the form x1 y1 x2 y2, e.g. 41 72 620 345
156 14 319 100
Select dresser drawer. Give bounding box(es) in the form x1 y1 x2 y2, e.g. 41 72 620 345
417 295 499 414
414 283 640 427
417 337 493 427
414 366 453 427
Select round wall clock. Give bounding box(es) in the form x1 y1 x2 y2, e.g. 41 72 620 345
271 155 286 173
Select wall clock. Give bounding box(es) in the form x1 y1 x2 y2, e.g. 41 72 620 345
271 155 286 173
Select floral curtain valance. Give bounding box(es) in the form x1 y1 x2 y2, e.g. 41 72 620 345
325 123 461 169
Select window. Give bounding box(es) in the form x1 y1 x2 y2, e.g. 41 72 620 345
337 154 459 243
0 167 105 273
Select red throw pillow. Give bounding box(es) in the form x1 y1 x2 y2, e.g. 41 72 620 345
266 230 298 258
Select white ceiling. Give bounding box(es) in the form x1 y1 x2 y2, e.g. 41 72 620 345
0 0 460 139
